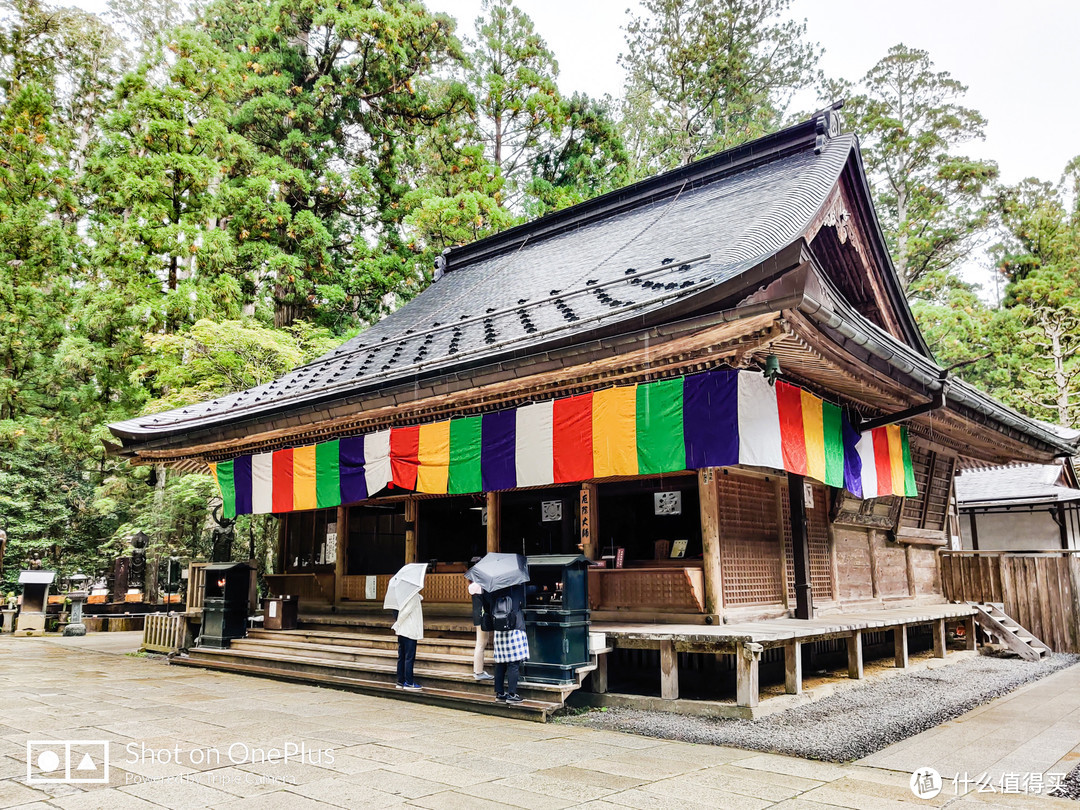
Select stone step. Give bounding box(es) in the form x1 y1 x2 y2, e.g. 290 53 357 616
297 612 475 639
247 628 478 657
170 654 556 721
229 637 487 675
185 645 575 703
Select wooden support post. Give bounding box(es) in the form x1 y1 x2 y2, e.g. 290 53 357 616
659 640 679 700
866 530 881 599
486 491 500 553
276 514 288 574
580 483 598 560
787 473 814 619
404 498 419 564
894 626 908 668
932 618 947 658
333 505 348 606
591 653 609 694
963 615 977 651
737 642 762 708
847 630 864 679
784 639 802 695
697 468 724 619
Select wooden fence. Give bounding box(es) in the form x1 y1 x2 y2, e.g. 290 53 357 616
141 613 186 653
939 550 1080 653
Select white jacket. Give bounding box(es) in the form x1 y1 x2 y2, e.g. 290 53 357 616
392 594 424 641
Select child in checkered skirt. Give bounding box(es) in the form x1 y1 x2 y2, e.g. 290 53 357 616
490 583 528 704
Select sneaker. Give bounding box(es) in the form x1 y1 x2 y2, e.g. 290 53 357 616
494 692 507 702
503 694 524 704
395 682 405 690
473 671 495 681
402 682 422 692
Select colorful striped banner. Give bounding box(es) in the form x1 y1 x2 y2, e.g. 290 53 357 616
210 369 919 517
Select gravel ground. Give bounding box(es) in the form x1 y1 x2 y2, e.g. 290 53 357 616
558 653 1079 763
1050 762 1080 801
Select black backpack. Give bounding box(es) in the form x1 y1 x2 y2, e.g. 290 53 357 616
492 594 514 631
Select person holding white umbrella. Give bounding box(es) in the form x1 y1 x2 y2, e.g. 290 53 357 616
383 563 428 691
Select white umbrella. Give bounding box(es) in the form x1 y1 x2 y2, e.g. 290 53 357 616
383 563 428 611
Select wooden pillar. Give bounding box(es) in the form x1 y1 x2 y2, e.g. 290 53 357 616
486 491 501 553
932 618 947 658
333 505 348 606
276 513 288 574
894 626 909 668
736 642 762 708
787 473 814 619
580 483 598 560
847 630 864 679
591 653 609 694
1058 503 1070 550
404 498 419 564
969 512 980 551
697 468 724 619
659 640 679 700
866 530 881 599
784 640 802 695
963 615 977 651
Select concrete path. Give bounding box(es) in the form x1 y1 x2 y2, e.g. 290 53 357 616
0 635 1072 809
861 661 1080 784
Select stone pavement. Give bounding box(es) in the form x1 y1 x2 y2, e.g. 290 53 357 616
861 661 1080 784
0 635 1073 810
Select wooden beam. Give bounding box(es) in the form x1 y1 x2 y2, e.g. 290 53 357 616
698 468 724 617
847 630 864 679
580 483 598 561
659 640 679 700
486 491 500 553
963 615 977 651
894 626 908 668
784 639 802 695
787 473 814 619
333 505 348 606
404 498 419 564
932 618 947 658
737 642 762 707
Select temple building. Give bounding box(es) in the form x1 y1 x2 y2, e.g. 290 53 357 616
108 106 1077 715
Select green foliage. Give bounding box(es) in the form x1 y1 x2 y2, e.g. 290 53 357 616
620 0 821 175
137 318 339 411
832 44 998 296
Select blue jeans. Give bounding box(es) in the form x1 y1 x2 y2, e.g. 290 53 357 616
397 636 417 685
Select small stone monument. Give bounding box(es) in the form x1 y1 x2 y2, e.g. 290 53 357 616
15 570 56 636
63 591 88 636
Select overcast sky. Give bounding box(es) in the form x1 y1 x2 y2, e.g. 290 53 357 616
68 0 1079 292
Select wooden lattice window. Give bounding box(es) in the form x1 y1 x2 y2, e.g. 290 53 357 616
783 482 835 603
900 443 956 532
719 474 785 606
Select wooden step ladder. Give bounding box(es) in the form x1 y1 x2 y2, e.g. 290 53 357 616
969 602 1052 661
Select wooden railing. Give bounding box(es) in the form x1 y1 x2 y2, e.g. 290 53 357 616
142 613 185 653
186 563 207 613
339 574 470 603
264 573 335 603
939 550 1080 653
588 567 706 613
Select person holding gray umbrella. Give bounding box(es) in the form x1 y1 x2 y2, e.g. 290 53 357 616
467 553 530 704
384 563 427 691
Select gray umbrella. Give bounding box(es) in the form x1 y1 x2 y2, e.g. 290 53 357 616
465 553 529 592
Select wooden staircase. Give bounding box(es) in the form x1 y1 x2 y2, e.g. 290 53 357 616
969 602 1053 661
170 607 597 721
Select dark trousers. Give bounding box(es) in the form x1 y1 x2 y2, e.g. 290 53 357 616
397 636 417 685
494 661 520 696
